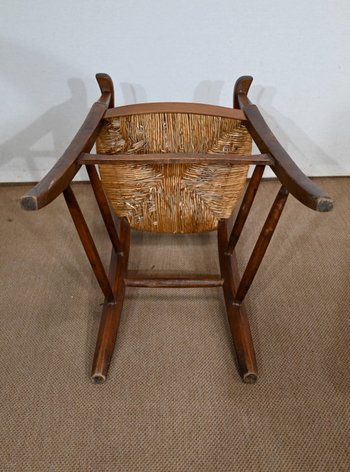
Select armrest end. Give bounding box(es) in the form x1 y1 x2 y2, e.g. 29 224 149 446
20 194 38 211
316 196 333 212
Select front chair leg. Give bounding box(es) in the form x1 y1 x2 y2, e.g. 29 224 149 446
218 220 258 383
91 218 130 383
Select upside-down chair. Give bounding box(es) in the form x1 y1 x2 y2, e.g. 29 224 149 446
21 74 333 384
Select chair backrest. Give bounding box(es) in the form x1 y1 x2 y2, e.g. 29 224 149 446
96 105 252 233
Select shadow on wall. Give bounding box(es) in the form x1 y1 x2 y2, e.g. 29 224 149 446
254 85 339 174
0 80 149 184
193 81 225 104
0 79 88 181
119 83 147 104
119 81 226 105
0 78 226 182
0 38 90 181
119 80 226 105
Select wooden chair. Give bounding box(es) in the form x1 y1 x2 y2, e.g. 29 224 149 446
21 74 333 384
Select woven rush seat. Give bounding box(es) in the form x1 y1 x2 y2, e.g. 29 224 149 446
96 112 252 232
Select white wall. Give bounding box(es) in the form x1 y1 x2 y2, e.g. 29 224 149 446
1 0 349 182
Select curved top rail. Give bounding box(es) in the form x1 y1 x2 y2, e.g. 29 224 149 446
104 102 247 121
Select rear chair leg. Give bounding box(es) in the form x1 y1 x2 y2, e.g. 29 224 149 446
218 220 258 383
91 218 130 383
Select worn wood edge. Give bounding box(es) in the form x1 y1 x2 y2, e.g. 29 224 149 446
19 181 98 208
124 272 224 288
91 372 106 384
79 152 272 165
126 271 222 278
315 196 333 212
104 102 247 121
243 372 258 384
96 73 115 108
233 76 253 109
21 195 39 211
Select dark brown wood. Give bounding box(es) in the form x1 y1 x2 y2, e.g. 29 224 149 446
20 101 108 211
226 165 265 255
218 219 258 383
86 165 122 254
234 186 289 304
96 73 115 108
63 185 115 303
91 217 130 383
20 73 333 386
104 102 247 121
233 75 253 110
79 152 273 166
234 76 333 212
124 272 223 288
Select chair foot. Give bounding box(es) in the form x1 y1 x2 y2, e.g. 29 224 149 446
91 218 130 383
218 220 258 383
243 372 258 384
90 299 125 382
91 373 106 384
225 300 258 382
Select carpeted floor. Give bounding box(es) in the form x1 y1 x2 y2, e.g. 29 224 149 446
0 178 349 471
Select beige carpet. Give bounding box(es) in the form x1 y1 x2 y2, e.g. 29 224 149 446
0 178 349 471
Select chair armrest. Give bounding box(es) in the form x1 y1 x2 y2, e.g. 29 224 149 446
234 76 333 212
21 73 114 211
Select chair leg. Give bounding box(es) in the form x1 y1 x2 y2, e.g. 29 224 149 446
91 217 130 383
218 220 258 383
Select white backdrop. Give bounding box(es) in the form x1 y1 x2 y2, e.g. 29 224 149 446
1 0 349 182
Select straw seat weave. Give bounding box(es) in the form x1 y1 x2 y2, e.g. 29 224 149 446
96 112 252 233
